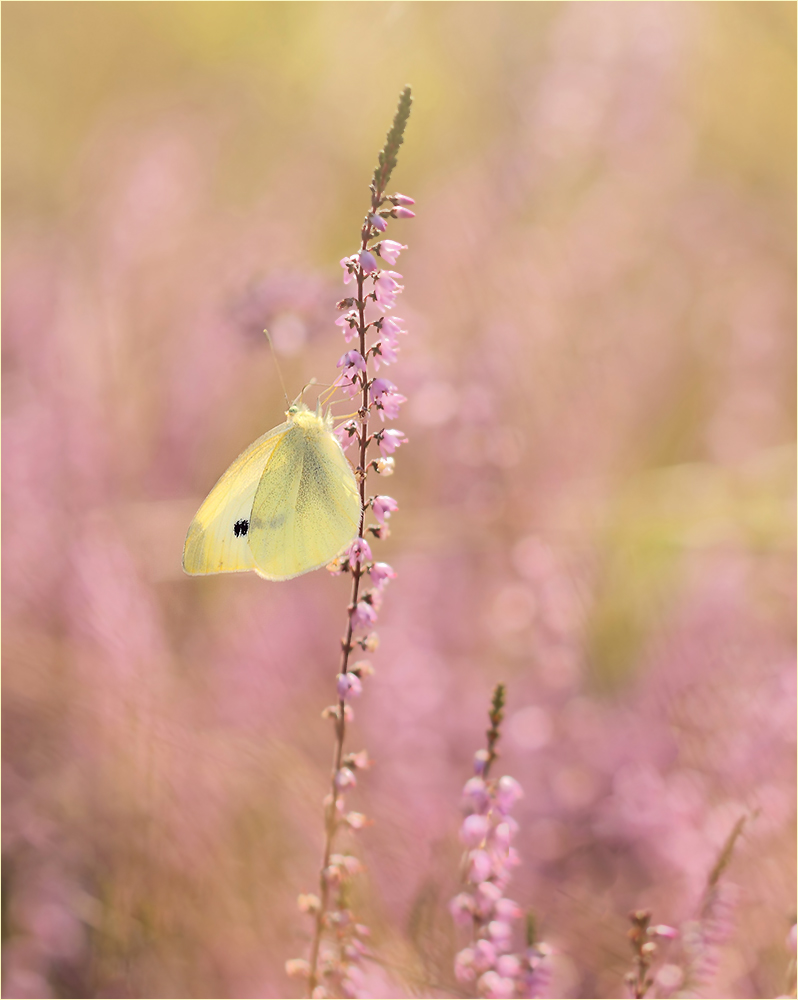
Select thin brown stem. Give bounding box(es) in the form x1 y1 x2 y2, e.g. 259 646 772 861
306 199 381 1000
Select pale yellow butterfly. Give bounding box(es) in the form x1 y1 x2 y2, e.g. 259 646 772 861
183 400 361 581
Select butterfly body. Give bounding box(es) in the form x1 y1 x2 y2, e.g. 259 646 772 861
183 403 361 581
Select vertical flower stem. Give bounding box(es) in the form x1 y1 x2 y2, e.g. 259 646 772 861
306 88 413 996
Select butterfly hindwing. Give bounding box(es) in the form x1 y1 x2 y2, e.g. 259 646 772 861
248 410 361 580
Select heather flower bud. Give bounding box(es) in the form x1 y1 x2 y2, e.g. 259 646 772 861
372 495 398 524
473 749 491 775
345 749 371 770
285 958 311 978
358 249 378 273
468 849 492 884
390 193 415 206
369 562 396 588
649 924 679 940
351 601 377 630
454 948 477 984
496 775 523 814
498 954 522 978
374 457 396 476
478 971 515 999
487 918 514 947
298 894 322 914
392 206 415 219
351 660 374 677
368 213 387 232
449 893 476 926
360 632 379 652
473 938 497 972
494 897 522 921
349 538 373 565
460 813 491 847
337 672 363 700
462 777 491 814
331 854 364 876
344 812 370 830
335 767 357 791
475 880 503 917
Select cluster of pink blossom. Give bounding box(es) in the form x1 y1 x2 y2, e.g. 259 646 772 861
450 686 552 999
287 87 414 999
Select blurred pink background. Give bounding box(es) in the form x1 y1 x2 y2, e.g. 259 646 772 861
3 3 795 998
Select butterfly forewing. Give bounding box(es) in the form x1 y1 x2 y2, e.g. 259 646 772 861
248 410 361 580
182 422 289 575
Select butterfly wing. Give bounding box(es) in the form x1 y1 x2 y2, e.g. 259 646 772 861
248 414 361 580
182 421 290 575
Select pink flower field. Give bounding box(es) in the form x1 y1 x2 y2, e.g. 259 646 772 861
2 4 795 998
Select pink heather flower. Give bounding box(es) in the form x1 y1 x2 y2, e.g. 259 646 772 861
336 310 359 343
334 371 361 399
335 767 357 790
372 495 398 524
340 256 356 284
334 420 358 451
337 350 367 372
479 971 515 999
370 380 409 419
475 880 503 917
494 897 523 922
473 749 491 775
376 240 407 265
337 672 363 700
393 206 415 219
391 193 415 206
449 893 476 926
376 428 408 455
374 271 404 307
491 821 514 852
369 562 396 589
349 538 373 565
473 938 498 973
468 849 492 884
496 776 524 814
454 948 477 985
371 339 399 370
376 315 407 345
487 920 513 949
351 601 377 631
650 924 679 940
374 458 395 477
370 378 396 403
347 750 371 770
462 776 491 814
358 248 378 273
460 813 491 847
369 213 387 232
496 954 522 979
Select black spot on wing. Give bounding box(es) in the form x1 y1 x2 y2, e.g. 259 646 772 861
233 519 249 537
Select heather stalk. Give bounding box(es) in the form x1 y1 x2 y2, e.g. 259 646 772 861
285 88 413 1000
451 685 552 999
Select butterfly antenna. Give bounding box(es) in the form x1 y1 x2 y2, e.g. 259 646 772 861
263 328 291 406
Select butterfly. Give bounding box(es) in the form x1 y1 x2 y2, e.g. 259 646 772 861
183 400 361 580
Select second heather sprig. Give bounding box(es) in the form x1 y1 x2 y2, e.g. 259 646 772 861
287 87 413 1000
